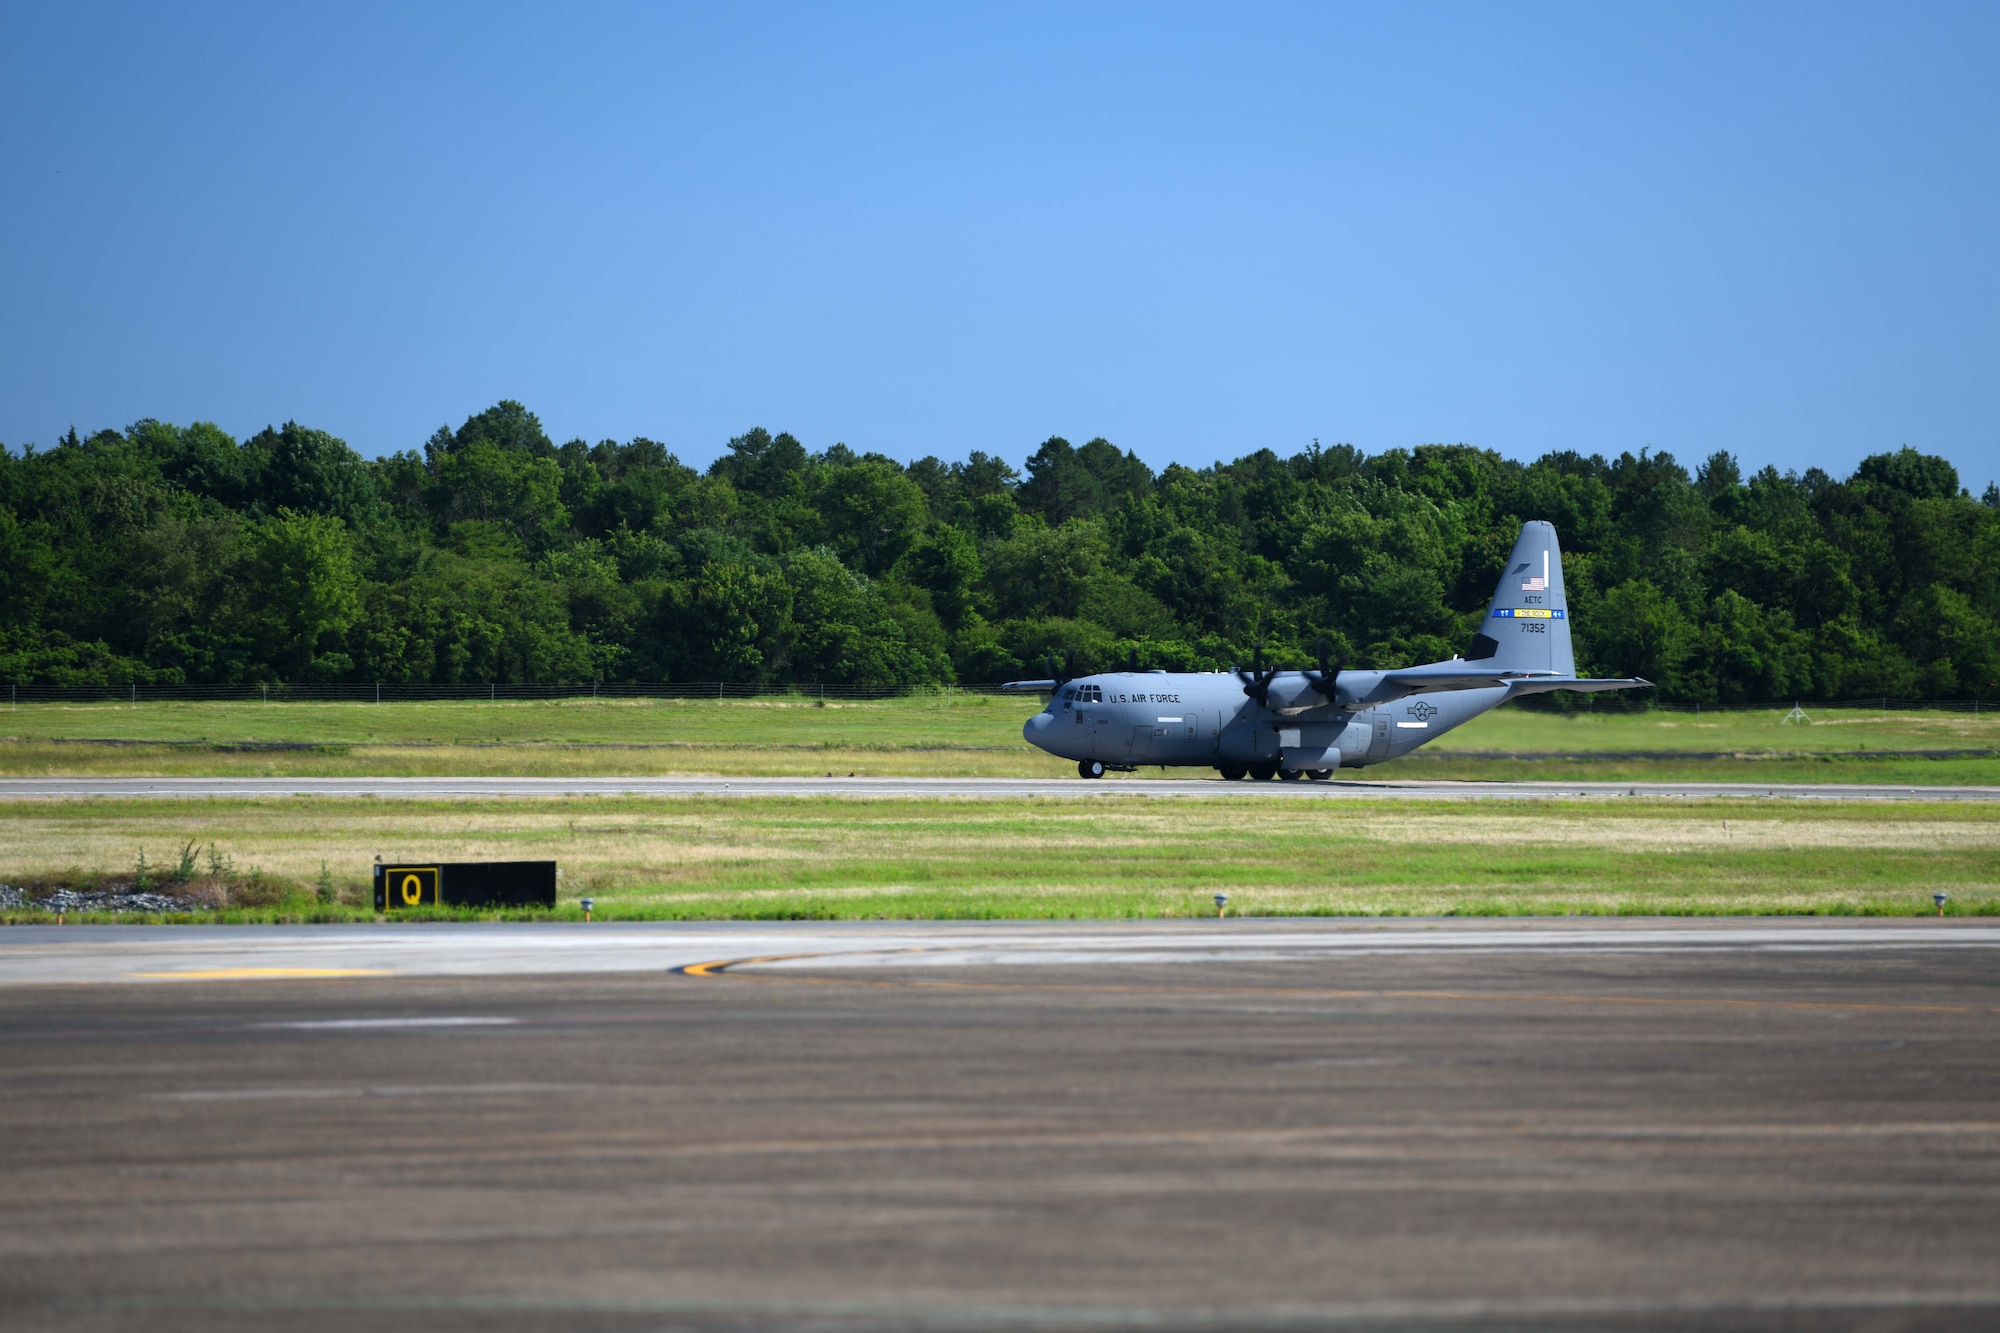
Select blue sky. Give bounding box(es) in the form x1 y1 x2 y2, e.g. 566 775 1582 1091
2 2 1995 490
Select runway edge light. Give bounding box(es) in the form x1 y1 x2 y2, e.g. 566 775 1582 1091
1935 891 1949 917
1214 892 1229 918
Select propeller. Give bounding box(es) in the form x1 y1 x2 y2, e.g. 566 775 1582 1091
1302 636 1346 703
1125 647 1140 674
1236 643 1280 707
1044 649 1078 690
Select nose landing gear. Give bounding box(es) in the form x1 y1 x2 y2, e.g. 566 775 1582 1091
1078 759 1107 780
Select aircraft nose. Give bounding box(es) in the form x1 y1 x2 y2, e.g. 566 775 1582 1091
1023 712 1053 748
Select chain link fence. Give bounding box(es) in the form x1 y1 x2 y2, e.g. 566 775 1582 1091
0 681 1990 713
0 681 1016 704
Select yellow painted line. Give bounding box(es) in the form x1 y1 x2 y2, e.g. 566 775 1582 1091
678 953 822 978
129 968 392 981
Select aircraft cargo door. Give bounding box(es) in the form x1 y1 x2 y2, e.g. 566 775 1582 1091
1130 725 1152 759
1367 713 1390 763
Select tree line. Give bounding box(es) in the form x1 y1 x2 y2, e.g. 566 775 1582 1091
3 399 1995 702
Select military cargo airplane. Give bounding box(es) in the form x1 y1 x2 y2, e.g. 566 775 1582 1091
1006 521 1650 780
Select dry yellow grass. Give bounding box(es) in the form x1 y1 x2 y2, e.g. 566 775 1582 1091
1341 811 2000 850
2 794 1993 920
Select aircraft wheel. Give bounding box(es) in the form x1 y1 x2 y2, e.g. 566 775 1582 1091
1308 768 1334 781
1078 759 1106 780
1249 762 1279 781
1219 765 1247 781
1278 767 1305 781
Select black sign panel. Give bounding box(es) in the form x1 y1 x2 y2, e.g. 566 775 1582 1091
373 861 557 910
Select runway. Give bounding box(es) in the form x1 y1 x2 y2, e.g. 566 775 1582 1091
5 918 2000 987
3 774 1996 801
4 920 1998 1330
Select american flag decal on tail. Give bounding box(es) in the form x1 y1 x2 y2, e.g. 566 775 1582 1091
1520 549 1550 592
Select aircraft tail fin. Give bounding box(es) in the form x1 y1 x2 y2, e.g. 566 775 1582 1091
1467 521 1574 676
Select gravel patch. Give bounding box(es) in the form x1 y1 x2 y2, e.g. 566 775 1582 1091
0 883 210 915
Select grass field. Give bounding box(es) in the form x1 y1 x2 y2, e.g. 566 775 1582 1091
4 699 1992 922
1 695 1997 783
2 794 1993 922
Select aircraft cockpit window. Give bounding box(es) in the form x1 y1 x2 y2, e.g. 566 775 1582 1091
1060 688 1075 700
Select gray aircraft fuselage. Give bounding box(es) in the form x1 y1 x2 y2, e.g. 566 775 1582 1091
1023 673 1506 776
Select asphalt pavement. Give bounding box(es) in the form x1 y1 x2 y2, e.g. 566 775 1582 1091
4 918 2000 986
2 774 1994 801
4 921 2000 1330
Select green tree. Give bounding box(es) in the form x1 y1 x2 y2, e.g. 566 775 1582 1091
1017 437 1153 524
1584 580 1692 690
1857 446 1959 500
898 523 983 629
2 405 1992 699
234 509 360 680
426 442 568 553
246 422 378 523
813 459 930 577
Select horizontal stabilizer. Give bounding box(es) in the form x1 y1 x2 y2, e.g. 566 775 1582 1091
1351 663 1653 708
1379 666 1655 695
1508 675 1653 696
1380 666 1525 692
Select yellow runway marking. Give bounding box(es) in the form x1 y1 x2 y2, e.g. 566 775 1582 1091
678 953 822 977
129 968 392 981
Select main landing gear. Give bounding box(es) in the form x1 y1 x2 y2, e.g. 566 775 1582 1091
1219 763 1281 780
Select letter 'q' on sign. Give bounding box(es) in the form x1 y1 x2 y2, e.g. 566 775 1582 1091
380 866 439 909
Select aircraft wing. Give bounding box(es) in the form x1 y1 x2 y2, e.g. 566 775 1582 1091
1001 679 1058 692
